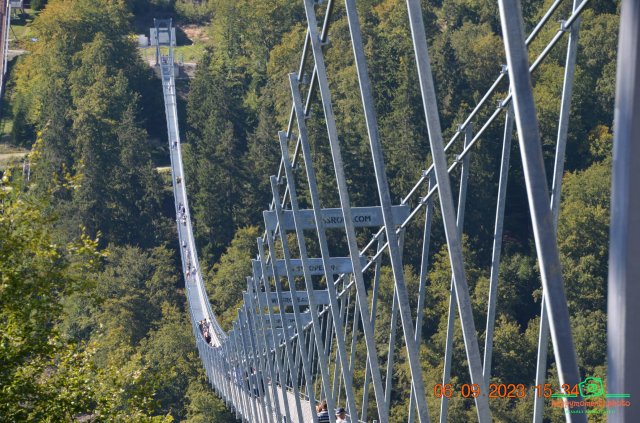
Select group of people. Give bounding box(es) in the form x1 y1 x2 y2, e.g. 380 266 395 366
177 202 187 226
316 401 349 422
177 204 195 279
198 319 213 345
182 240 197 280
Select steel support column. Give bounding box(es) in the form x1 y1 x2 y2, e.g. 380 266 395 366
608 0 640 421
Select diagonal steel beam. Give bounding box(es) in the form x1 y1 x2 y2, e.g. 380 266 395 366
269 174 323 423
342 3 431 420
497 0 585 420
483 106 514 385
533 1 583 419
301 0 389 419
440 125 473 423
404 0 491 420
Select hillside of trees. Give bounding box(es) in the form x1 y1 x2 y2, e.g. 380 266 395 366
0 0 619 422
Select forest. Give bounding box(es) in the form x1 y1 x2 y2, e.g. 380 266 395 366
0 0 619 422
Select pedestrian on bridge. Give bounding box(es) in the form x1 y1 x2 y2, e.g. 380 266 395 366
335 407 349 422
316 401 330 422
235 366 243 387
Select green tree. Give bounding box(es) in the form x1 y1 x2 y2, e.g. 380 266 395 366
184 379 239 422
243 96 282 223
205 226 260 330
0 174 166 422
187 59 248 258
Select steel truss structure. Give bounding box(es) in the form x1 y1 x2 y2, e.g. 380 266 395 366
155 0 637 421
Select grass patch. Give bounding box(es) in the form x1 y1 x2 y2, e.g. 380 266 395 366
173 43 206 63
0 116 13 144
0 143 28 171
0 61 15 144
0 143 25 154
139 23 208 64
139 44 206 64
140 42 206 64
0 54 28 145
9 9 39 50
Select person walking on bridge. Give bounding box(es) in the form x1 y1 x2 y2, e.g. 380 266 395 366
316 400 330 422
335 407 349 422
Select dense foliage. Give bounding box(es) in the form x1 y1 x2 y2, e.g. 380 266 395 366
1 1 236 421
1 0 618 422
180 1 617 422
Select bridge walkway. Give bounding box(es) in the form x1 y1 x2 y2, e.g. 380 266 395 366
156 19 315 421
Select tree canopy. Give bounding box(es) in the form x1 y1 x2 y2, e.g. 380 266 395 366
0 0 618 421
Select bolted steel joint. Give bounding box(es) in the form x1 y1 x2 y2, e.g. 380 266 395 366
318 35 330 46
500 64 508 75
290 72 302 86
559 19 570 32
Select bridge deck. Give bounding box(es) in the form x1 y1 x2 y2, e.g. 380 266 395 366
209 362 315 423
159 42 223 346
238 383 315 422
158 21 328 422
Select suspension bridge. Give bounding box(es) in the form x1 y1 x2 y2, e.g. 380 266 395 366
154 0 639 421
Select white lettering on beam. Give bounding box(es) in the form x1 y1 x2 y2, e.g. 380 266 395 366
252 290 331 306
251 257 366 279
263 205 410 231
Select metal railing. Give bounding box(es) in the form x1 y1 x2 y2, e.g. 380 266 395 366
153 0 637 421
